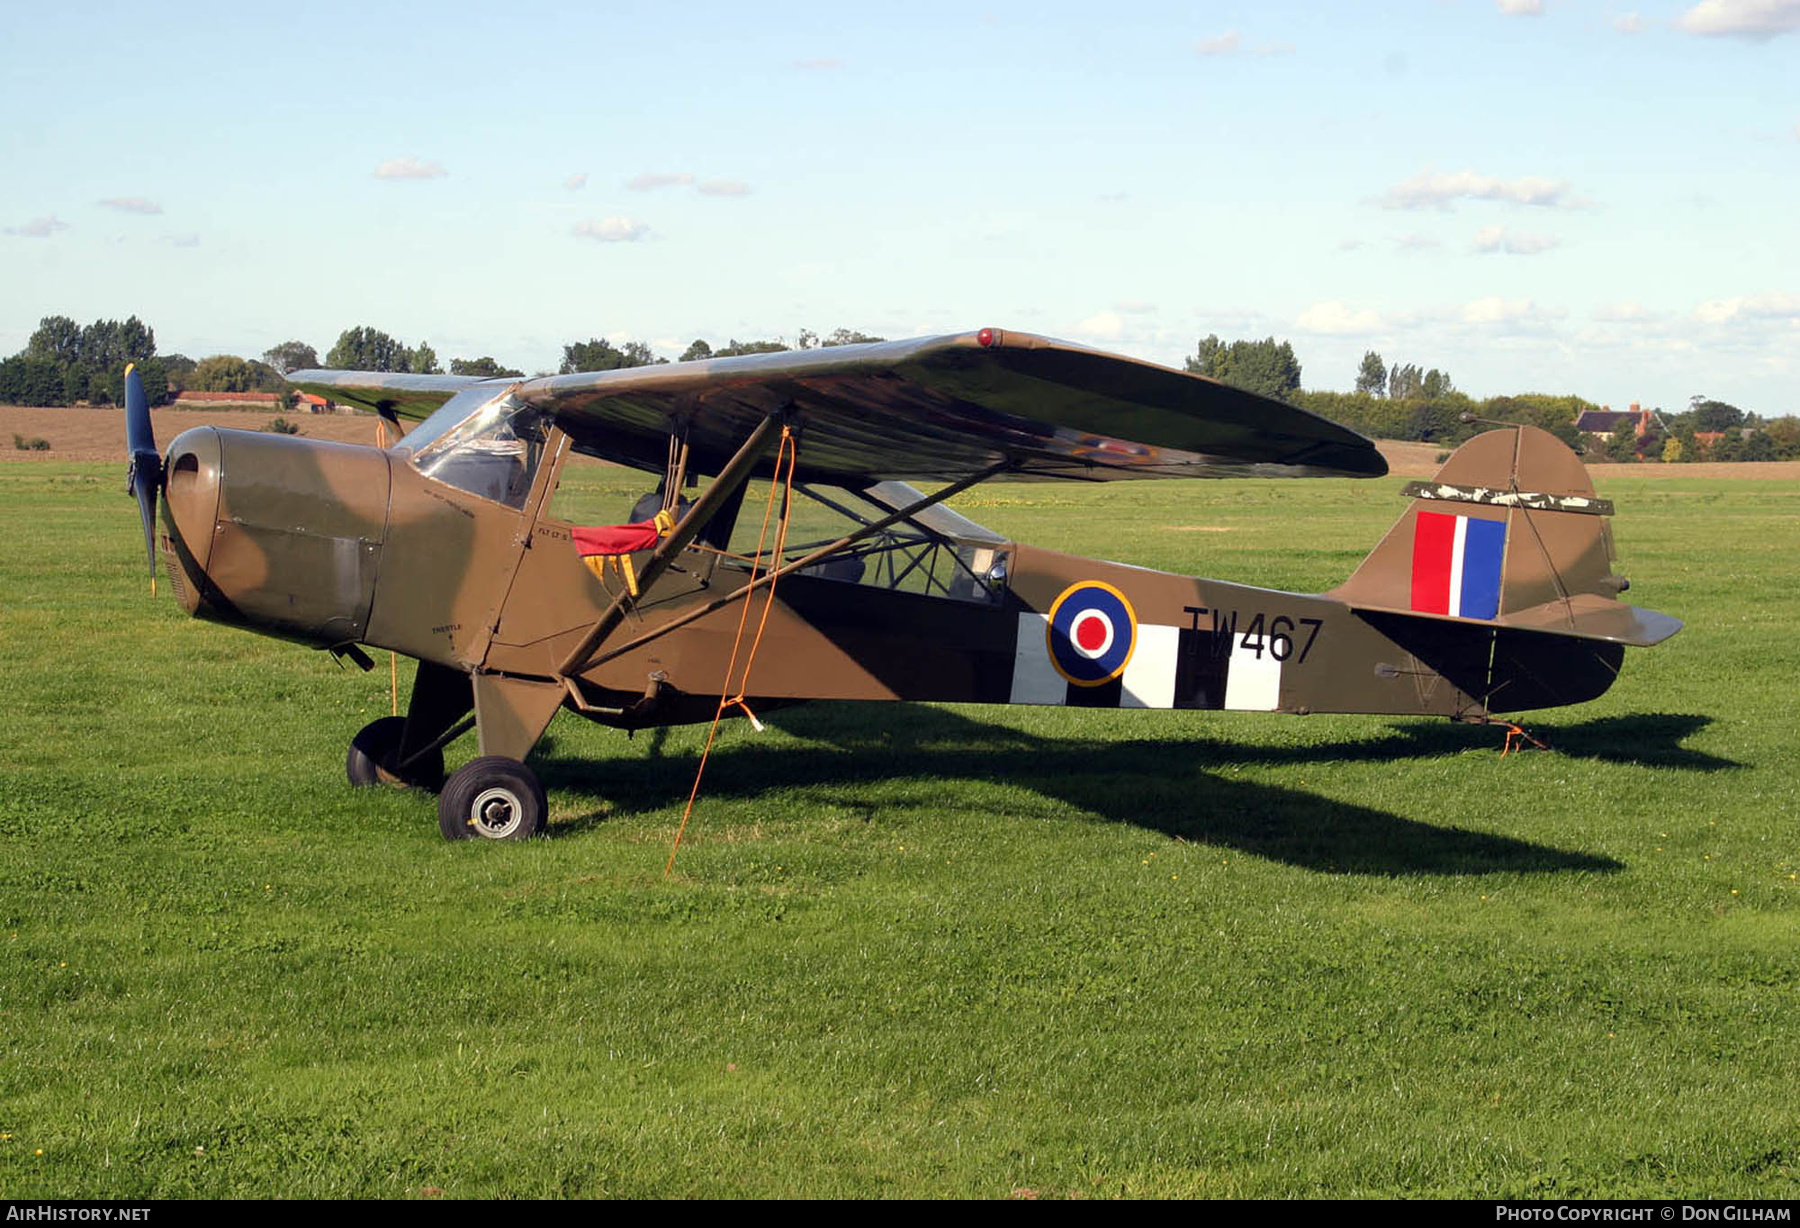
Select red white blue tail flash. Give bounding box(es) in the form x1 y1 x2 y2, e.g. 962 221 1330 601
1410 510 1506 619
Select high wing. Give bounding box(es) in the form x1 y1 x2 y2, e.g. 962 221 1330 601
290 328 1386 483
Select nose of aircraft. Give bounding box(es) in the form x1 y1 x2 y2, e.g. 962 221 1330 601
160 428 224 611
157 426 392 647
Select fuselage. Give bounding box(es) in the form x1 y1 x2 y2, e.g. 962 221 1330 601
158 423 1626 732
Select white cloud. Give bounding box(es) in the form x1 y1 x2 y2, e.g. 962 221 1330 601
99 197 162 215
1497 0 1544 15
563 173 588 191
1614 11 1645 32
697 179 752 197
1594 300 1654 321
1694 291 1800 322
1113 300 1157 314
792 57 844 70
1395 233 1442 251
4 216 69 238
1461 296 1555 326
1189 306 1272 335
1677 0 1800 39
572 217 651 243
1381 168 1578 210
1472 225 1559 254
1073 310 1125 340
625 172 694 191
1337 238 1365 251
1194 30 1294 55
1297 301 1385 334
374 157 446 180
166 233 200 248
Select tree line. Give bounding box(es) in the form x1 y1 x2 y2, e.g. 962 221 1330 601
275 325 886 379
1186 334 1799 463
0 316 170 407
5 313 1792 463
0 317 889 408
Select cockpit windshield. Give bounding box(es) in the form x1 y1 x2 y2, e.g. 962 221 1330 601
404 392 550 510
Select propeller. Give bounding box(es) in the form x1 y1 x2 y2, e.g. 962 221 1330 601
123 363 161 596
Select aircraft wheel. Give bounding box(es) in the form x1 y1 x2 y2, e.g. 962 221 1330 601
346 716 445 792
437 757 546 842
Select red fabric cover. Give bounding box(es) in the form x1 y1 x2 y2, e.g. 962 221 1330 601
571 522 660 556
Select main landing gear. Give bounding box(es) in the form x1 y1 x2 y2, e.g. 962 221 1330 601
346 716 446 792
436 756 546 841
346 720 546 841
347 666 556 841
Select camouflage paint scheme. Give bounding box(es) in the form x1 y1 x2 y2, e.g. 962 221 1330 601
140 329 1678 839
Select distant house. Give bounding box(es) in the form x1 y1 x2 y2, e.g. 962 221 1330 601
295 392 332 414
1575 403 1662 439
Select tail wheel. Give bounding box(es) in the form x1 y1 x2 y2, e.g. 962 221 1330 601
346 716 445 792
438 757 546 841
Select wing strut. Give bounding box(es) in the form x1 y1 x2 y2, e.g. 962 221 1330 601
557 411 786 678
566 460 1011 678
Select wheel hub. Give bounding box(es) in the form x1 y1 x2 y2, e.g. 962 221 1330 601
470 786 523 838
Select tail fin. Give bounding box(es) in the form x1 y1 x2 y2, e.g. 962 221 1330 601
1331 426 1680 648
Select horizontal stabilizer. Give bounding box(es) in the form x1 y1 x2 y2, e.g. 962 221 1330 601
1354 592 1682 647
1490 592 1681 646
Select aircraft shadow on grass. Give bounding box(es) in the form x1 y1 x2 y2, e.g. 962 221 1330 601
534 705 1727 876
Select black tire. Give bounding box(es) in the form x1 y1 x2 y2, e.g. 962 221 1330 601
437 756 546 841
346 716 445 792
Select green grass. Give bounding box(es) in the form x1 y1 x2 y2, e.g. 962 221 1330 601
1 462 1796 1198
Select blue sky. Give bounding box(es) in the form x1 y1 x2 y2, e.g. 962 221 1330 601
2 0 1795 414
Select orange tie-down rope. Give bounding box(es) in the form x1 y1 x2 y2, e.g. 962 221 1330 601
665 427 798 877
1498 722 1550 757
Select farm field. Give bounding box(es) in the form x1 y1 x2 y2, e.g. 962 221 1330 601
0 453 1796 1199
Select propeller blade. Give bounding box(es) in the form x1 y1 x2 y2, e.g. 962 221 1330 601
123 364 160 596
125 361 154 457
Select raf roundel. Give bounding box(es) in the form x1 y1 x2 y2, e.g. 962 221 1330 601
1045 581 1138 687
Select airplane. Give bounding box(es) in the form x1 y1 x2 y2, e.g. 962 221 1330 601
121 328 1681 842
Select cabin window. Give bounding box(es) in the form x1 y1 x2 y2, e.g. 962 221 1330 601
721 480 1009 604
406 393 550 510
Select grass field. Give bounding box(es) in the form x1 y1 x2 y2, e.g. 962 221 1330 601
1 459 1795 1199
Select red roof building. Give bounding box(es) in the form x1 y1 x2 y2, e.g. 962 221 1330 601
1575 403 1660 438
